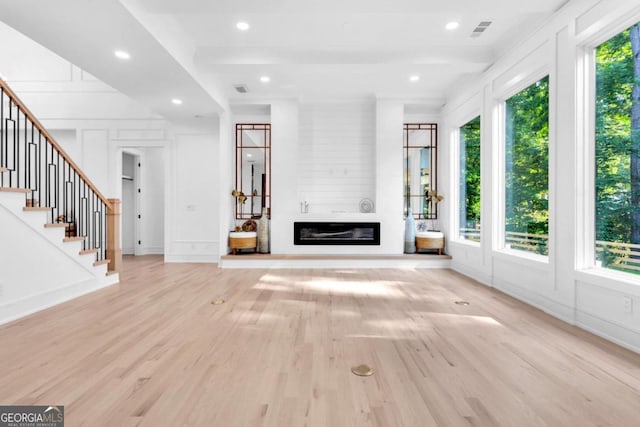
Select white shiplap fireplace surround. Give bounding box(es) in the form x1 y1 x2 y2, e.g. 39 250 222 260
224 101 444 266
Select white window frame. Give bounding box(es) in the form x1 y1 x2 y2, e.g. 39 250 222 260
454 114 483 247
576 11 640 284
494 69 551 263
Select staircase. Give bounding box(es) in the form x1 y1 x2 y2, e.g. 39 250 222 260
0 79 121 324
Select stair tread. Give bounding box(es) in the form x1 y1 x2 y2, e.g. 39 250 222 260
23 207 51 212
94 259 110 267
0 167 7 173
0 187 30 193
79 248 99 255
44 223 66 228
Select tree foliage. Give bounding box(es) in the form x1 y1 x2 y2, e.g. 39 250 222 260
595 26 637 245
452 23 640 264
505 76 550 241
460 116 481 230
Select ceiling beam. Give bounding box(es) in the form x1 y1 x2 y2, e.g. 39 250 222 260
134 0 566 15
194 46 492 71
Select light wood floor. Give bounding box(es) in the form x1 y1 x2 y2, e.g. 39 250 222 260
1 256 639 426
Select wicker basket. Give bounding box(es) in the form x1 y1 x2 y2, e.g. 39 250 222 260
415 232 444 255
229 232 257 255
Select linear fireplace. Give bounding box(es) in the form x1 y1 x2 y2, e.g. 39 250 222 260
294 222 380 245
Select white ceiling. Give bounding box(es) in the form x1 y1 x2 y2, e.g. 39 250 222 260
0 0 570 123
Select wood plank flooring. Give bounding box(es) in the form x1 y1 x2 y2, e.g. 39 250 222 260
0 255 639 426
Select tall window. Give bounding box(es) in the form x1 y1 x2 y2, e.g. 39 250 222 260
595 23 640 275
403 123 438 219
459 116 481 242
504 76 549 256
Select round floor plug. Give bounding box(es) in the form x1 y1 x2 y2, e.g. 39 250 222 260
351 364 375 376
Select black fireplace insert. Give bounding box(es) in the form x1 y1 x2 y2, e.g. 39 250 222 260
294 222 380 245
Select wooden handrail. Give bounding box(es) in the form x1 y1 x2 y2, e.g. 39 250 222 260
0 78 111 210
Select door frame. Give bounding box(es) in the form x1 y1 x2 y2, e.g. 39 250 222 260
113 139 169 257
121 149 142 256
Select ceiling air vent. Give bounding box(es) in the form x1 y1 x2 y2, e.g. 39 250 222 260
234 84 249 93
471 21 492 38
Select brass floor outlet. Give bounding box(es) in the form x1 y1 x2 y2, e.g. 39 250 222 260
351 364 375 377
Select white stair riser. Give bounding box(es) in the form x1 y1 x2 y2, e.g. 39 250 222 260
42 226 66 242
77 253 99 269
102 272 119 286
93 263 108 277
60 240 83 257
20 211 52 229
0 192 28 212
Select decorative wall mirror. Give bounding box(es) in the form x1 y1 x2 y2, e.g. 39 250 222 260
235 123 271 219
403 123 438 219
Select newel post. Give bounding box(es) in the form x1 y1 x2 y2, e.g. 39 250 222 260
107 199 122 273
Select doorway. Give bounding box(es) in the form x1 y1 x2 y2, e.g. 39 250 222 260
121 152 139 255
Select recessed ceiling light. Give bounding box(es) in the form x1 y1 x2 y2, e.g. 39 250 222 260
171 98 183 105
260 76 270 83
445 21 460 30
236 21 250 31
114 50 131 60
409 75 420 82
247 153 252 157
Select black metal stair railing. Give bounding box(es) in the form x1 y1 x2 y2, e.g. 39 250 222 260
0 79 109 262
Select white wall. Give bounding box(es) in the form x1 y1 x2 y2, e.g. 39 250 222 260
0 194 110 324
223 99 438 256
298 103 375 214
141 147 165 254
270 100 300 254
47 129 169 256
164 131 219 262
219 112 233 256
375 100 405 254
261 99 409 255
217 108 271 256
442 0 640 352
404 109 443 231
0 21 223 262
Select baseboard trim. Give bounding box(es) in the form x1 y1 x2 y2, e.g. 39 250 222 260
450 261 493 288
140 247 164 255
452 265 640 354
164 254 219 263
492 278 576 325
0 277 116 326
575 310 640 354
451 262 575 323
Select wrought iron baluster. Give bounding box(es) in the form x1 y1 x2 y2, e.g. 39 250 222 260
0 80 112 271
